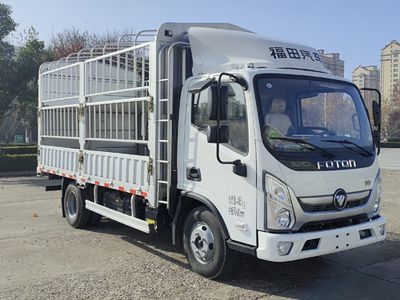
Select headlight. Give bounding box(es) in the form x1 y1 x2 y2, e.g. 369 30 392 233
265 173 295 230
371 170 382 214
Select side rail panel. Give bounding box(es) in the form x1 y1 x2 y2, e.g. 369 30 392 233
82 150 149 197
38 145 79 179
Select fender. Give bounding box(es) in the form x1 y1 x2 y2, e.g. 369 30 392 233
173 190 256 255
172 191 230 245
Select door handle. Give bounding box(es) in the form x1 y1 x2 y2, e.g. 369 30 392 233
187 167 201 181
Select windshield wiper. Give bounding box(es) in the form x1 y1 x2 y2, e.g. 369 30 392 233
321 139 373 157
269 137 335 159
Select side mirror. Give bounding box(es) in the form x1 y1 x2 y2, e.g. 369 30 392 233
359 87 382 155
209 85 228 121
207 125 229 143
372 100 381 127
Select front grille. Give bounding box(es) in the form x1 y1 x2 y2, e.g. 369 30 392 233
299 190 370 213
298 214 370 232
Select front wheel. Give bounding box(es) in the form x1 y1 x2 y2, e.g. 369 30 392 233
183 206 234 279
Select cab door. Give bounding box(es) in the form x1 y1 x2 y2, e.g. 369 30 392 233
181 78 258 246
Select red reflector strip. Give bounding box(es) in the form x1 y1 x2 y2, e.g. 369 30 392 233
129 189 148 198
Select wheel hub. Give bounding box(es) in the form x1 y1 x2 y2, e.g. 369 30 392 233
66 193 77 218
190 222 215 264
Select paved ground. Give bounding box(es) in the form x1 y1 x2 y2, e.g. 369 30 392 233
379 148 400 170
0 169 399 299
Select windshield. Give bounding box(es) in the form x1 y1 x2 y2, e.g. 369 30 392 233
254 75 375 170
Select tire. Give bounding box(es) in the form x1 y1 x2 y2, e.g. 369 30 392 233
63 184 91 228
183 206 234 279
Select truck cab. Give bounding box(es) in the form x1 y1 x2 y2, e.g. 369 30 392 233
176 26 385 272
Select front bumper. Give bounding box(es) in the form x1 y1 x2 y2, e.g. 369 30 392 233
256 216 386 262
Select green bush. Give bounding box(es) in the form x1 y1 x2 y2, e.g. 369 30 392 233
0 144 36 147
0 145 37 155
381 142 400 148
0 154 37 172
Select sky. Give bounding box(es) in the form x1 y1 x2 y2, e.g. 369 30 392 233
2 0 399 79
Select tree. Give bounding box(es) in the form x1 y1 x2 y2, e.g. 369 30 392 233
0 25 52 143
386 83 400 141
0 3 17 121
49 28 134 59
14 28 53 127
387 109 400 141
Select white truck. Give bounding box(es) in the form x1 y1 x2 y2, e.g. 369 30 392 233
37 22 386 278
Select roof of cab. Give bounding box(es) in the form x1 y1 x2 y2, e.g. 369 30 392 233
188 27 330 76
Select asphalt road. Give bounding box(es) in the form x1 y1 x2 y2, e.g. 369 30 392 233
379 148 400 170
0 170 399 299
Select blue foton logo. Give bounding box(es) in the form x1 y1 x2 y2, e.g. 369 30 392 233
333 189 347 210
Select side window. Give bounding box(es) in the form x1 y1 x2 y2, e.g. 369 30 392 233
191 83 249 154
192 87 211 131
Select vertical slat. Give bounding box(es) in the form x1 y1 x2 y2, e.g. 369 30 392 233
128 102 131 140
94 105 97 138
116 54 120 90
76 106 79 137
133 49 137 88
102 57 105 92
56 71 59 99
109 55 112 91
56 108 59 136
122 101 125 139
53 109 56 136
142 48 145 87
71 108 74 138
63 108 66 136
69 66 72 97
135 101 138 140
46 74 49 101
125 52 128 89
115 102 118 139
95 60 98 94
44 110 47 135
88 105 91 138
51 73 54 100
104 104 107 139
109 103 112 139
62 68 65 98
67 107 70 137
89 62 93 94
98 104 102 138
53 109 55 136
141 101 145 140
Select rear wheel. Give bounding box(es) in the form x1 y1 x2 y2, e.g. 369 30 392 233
183 206 234 279
64 184 90 228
